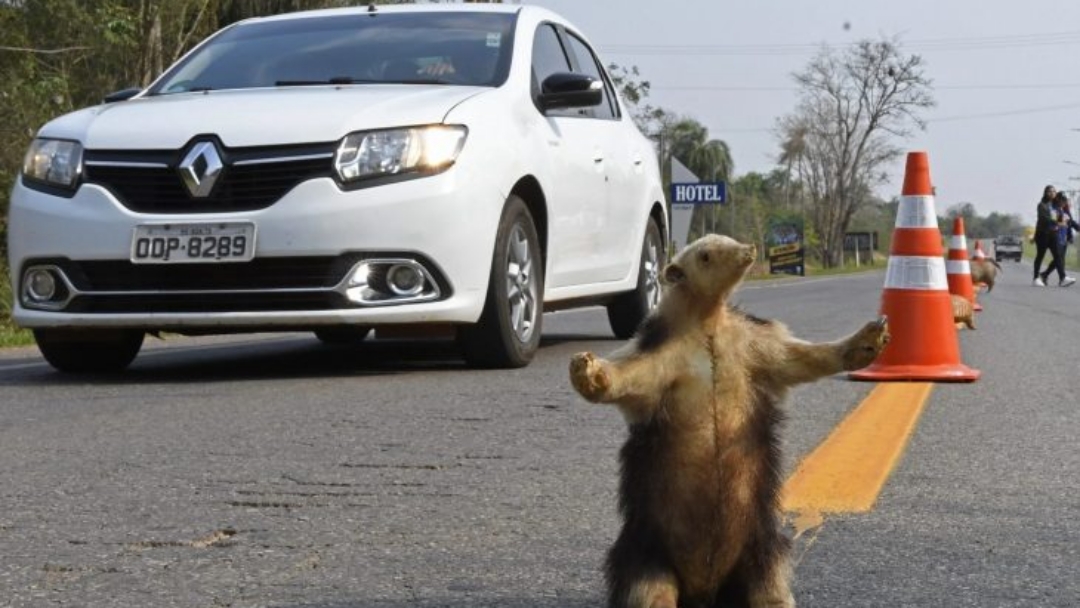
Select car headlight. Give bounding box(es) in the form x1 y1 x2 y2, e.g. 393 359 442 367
22 138 84 190
334 125 467 184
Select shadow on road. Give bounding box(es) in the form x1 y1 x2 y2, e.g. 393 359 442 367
273 599 596 608
0 330 621 385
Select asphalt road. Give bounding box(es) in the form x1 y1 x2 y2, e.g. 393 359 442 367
0 262 1077 608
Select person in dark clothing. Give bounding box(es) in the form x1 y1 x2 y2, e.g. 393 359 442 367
1033 185 1061 286
1061 195 1079 258
1039 192 1080 287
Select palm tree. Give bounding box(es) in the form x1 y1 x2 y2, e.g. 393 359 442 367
662 118 733 184
653 117 736 239
660 118 734 237
690 139 733 182
777 120 808 211
664 118 706 174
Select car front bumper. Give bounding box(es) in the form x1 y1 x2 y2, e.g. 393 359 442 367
7 172 500 331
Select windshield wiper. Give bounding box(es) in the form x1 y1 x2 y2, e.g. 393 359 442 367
276 77 453 87
382 78 453 85
275 77 379 86
148 85 213 97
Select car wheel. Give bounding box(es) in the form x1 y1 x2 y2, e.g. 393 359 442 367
606 216 665 339
314 326 371 344
458 195 543 369
33 329 144 373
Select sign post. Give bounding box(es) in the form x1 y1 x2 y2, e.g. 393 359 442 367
766 217 806 276
670 182 727 206
670 181 726 250
843 232 878 268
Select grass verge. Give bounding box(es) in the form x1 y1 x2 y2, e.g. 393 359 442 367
747 255 885 281
1 260 34 348
1021 240 1080 271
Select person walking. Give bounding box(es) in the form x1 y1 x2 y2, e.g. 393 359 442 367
1037 192 1078 287
1059 193 1080 261
1033 185 1061 286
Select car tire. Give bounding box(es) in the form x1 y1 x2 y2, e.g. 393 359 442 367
606 216 665 340
33 329 144 373
458 195 543 369
313 326 371 344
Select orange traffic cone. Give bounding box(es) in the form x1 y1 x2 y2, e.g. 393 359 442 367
850 152 980 382
970 240 991 296
946 217 982 312
972 240 987 260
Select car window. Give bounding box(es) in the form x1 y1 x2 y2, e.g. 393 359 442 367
531 24 571 87
150 12 516 93
531 23 580 117
562 33 619 120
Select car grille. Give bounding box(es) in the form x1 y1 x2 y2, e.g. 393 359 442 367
30 254 450 314
82 142 336 213
65 292 346 313
52 256 358 313
65 257 352 291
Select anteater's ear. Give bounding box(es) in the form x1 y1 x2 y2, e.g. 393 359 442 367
662 262 686 285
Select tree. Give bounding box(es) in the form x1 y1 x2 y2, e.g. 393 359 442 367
777 38 934 267
979 211 1024 238
663 117 733 184
943 202 1024 239
607 63 668 140
731 172 774 259
659 117 735 238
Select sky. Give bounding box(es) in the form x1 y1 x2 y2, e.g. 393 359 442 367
522 0 1080 226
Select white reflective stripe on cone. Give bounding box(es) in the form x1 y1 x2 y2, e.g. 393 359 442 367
946 259 971 274
895 195 938 228
949 235 968 250
885 256 949 290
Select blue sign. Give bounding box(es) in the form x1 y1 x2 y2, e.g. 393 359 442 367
670 181 726 205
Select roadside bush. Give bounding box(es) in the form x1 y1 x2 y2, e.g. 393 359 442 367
1 223 32 346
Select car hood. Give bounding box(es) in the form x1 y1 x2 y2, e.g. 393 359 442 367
39 86 488 149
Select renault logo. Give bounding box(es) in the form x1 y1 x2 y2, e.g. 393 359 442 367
179 141 224 198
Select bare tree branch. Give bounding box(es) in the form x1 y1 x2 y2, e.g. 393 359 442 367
0 46 91 54
776 37 934 266
172 0 214 63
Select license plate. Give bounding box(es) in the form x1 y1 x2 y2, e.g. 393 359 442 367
130 222 256 264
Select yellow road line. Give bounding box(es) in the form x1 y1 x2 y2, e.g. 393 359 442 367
781 382 934 518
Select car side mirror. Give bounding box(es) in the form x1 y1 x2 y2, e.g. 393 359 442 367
103 87 143 104
539 73 603 111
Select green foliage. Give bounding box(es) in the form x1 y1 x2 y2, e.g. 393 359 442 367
0 247 32 347
607 63 667 138
943 202 1025 238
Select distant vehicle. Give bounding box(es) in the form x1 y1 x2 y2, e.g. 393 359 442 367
993 235 1023 262
7 4 668 372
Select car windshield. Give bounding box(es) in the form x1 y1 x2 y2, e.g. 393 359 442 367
149 11 516 95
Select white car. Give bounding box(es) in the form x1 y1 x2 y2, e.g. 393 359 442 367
7 4 667 372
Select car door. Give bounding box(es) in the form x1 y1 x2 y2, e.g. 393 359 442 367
530 23 608 289
561 32 641 282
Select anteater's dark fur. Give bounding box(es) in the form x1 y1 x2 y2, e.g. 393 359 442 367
607 385 788 608
569 235 890 608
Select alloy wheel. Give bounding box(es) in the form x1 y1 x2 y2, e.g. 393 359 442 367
506 223 538 342
643 233 661 311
